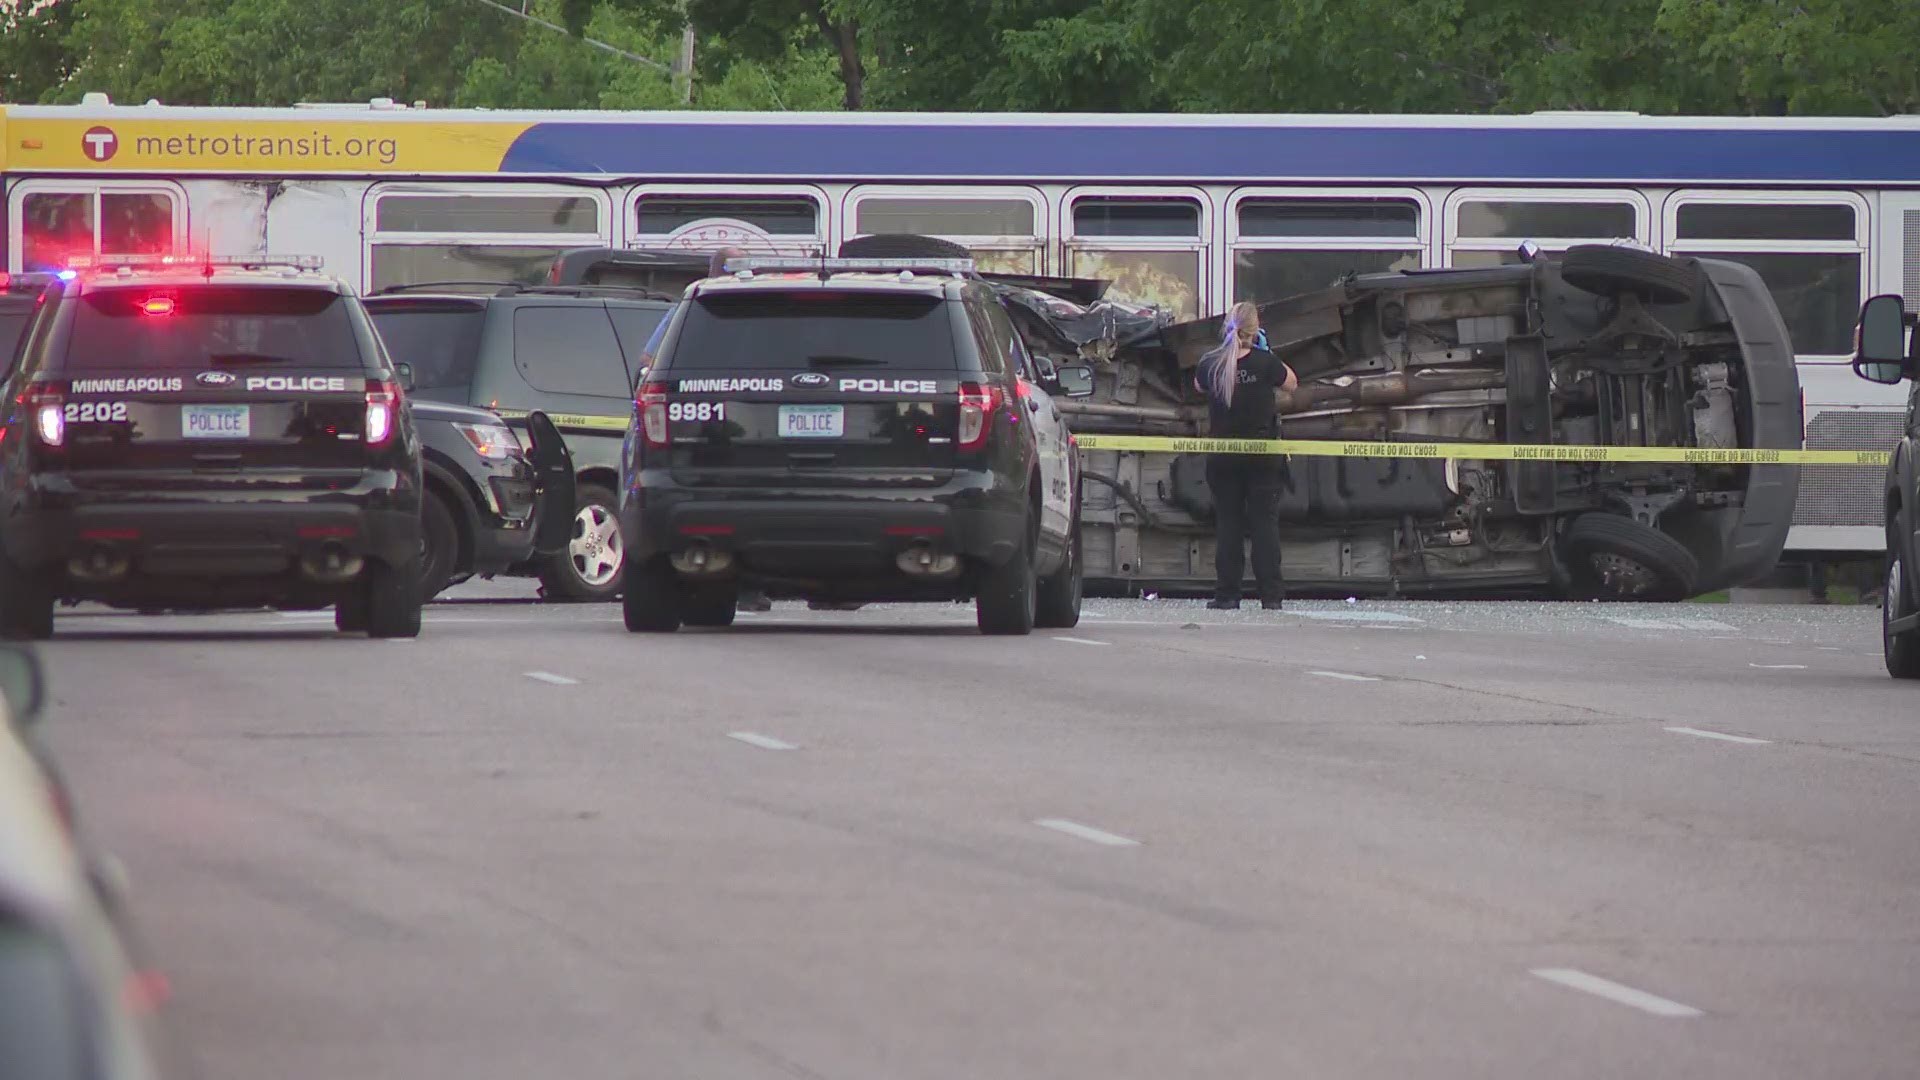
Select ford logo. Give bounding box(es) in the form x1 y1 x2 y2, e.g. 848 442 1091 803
195 371 237 387
792 371 830 388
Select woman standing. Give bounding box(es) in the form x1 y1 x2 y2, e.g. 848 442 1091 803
1194 301 1297 610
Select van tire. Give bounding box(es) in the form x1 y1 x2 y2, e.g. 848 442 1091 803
681 585 738 628
540 483 623 602
418 490 461 602
1562 512 1700 601
1883 551 1920 678
1560 244 1696 306
976 523 1037 636
622 558 681 633
0 549 54 640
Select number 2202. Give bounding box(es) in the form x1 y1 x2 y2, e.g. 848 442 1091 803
65 401 129 422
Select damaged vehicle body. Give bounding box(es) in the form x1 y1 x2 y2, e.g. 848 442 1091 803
990 244 1802 600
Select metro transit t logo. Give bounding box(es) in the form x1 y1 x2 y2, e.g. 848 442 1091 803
81 126 118 162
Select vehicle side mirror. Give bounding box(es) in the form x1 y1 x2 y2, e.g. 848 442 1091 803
1054 365 1096 399
393 362 415 392
523 411 578 558
1853 294 1912 385
0 644 47 730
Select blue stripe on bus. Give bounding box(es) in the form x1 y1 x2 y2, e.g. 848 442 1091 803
498 122 1920 184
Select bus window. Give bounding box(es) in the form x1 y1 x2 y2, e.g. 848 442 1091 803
19 193 92 273
1230 196 1423 304
366 186 610 291
849 190 1045 274
16 187 179 272
1449 194 1641 267
1667 197 1864 356
632 194 823 252
1066 195 1204 320
100 193 174 257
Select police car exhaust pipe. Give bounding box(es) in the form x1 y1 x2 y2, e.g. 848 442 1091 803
671 541 734 576
299 543 365 584
896 542 960 579
66 545 131 582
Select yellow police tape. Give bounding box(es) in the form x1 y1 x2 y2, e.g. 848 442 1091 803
490 408 628 432
1071 434 1890 467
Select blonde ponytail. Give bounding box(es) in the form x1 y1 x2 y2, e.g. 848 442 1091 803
1198 301 1261 408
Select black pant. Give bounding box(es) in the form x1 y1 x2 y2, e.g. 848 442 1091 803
1208 456 1284 603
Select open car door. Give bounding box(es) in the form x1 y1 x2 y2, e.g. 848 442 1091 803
523 412 577 558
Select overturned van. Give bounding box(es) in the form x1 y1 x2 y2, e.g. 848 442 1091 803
1005 244 1802 600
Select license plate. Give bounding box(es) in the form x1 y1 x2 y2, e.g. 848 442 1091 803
181 404 251 439
778 404 843 438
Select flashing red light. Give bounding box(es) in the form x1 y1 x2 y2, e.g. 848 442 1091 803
364 379 401 446
140 295 175 316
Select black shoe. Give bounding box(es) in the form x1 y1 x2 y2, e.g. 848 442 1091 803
1206 598 1241 610
1261 599 1284 611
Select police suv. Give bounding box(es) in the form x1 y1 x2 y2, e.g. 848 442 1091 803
0 254 425 638
621 256 1090 635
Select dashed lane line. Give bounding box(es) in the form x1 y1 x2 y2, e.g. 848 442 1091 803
1308 670 1382 682
1530 968 1703 1018
1053 636 1111 646
523 671 579 686
727 732 798 751
1665 726 1772 745
1034 818 1140 847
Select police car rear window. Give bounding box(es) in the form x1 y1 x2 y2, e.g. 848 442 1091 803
668 292 958 371
63 286 365 371
367 301 485 391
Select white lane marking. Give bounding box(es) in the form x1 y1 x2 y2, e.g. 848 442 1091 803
727 731 797 751
1602 616 1735 631
1309 670 1381 682
1035 818 1139 847
1053 635 1111 646
523 671 578 686
277 611 335 619
1665 726 1772 745
1529 968 1703 1018
1289 610 1422 624
1748 663 1807 670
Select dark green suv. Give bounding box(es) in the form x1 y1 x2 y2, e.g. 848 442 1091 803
365 283 671 601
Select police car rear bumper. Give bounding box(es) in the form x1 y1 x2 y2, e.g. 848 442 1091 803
626 481 1026 579
4 498 421 578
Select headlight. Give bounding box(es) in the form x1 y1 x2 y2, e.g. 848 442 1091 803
452 421 519 460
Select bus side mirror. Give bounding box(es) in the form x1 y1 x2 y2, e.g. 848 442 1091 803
1853 294 1912 385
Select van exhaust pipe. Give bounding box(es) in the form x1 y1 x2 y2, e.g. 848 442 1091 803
896 542 960 579
671 541 734 576
299 543 365 584
66 545 132 583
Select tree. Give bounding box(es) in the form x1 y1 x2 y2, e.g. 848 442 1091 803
592 0 866 109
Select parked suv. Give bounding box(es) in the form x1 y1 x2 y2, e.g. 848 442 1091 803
0 254 424 638
621 256 1091 635
1851 293 1920 677
363 283 672 601
0 271 55 358
408 399 575 600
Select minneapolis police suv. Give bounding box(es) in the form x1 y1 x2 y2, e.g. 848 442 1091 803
620 256 1093 635
0 254 426 639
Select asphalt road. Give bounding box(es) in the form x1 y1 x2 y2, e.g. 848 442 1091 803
33 587 1920 1080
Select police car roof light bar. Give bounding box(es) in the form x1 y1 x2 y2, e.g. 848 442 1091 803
65 254 325 272
721 256 976 279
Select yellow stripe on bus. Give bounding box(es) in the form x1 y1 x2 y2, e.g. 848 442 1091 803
1070 434 1889 467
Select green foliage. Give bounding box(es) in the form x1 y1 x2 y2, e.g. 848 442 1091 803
1 0 1915 115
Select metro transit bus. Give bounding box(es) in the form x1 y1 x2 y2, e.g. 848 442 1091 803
3 95 1918 559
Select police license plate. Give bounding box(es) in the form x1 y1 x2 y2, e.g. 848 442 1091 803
181 404 251 439
778 404 843 438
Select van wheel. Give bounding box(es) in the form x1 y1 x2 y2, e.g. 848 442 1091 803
976 522 1037 636
622 558 681 633
0 549 54 640
334 591 368 633
1034 516 1083 629
1562 513 1700 601
418 490 461 602
682 585 738 628
1560 244 1697 306
364 555 423 639
1883 552 1920 679
540 483 623 602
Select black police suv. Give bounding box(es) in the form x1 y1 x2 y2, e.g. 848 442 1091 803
0 255 425 638
363 282 672 602
620 256 1087 636
409 398 576 600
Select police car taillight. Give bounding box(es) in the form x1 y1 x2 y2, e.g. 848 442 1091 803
26 387 65 447
637 382 670 448
957 381 1002 451
365 379 401 446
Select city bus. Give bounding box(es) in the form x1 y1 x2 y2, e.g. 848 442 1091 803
3 95 1916 563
